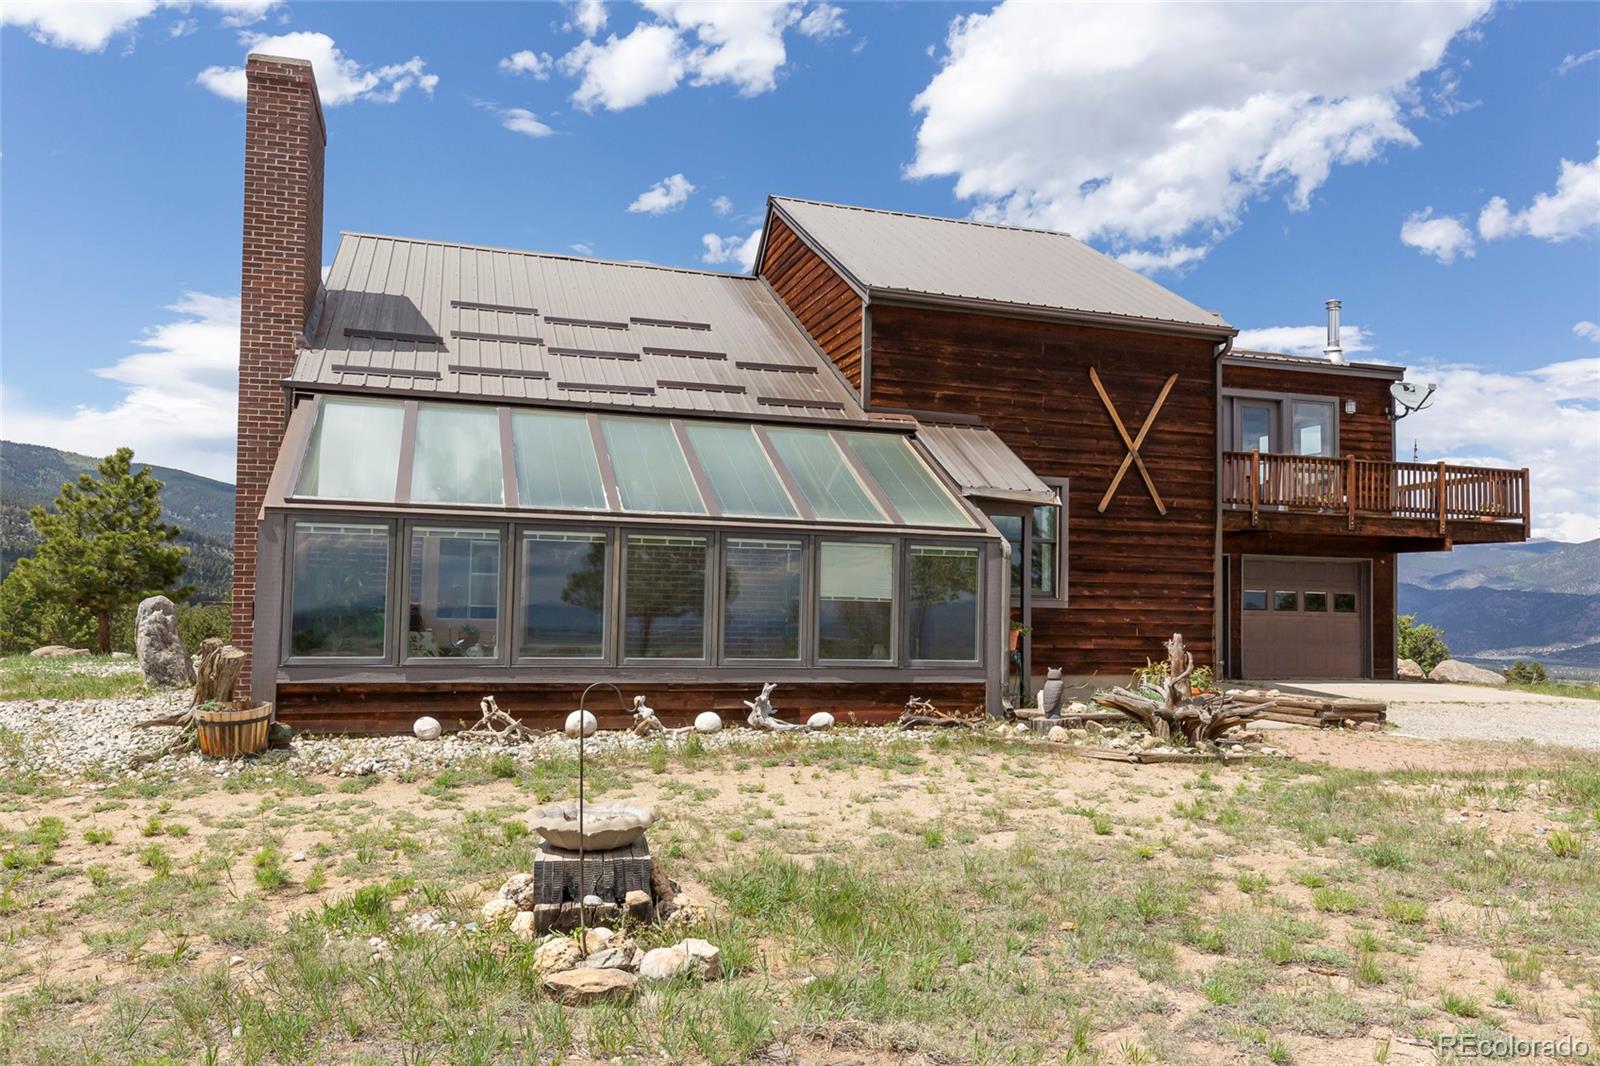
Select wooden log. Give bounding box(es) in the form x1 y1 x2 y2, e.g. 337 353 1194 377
192 640 246 707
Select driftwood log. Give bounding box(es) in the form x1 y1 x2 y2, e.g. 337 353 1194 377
897 696 980 730
1095 633 1262 746
459 695 539 743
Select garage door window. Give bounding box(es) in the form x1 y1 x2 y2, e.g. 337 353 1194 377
1243 589 1267 611
1274 591 1299 611
1303 591 1328 611
1333 593 1357 613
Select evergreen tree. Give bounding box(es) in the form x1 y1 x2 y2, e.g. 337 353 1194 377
28 448 190 652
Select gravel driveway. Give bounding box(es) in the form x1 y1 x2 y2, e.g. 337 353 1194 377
1255 679 1600 750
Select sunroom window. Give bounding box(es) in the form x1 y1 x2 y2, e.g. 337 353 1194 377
684 423 796 518
289 522 390 658
908 545 979 662
601 417 705 514
406 527 500 659
411 404 504 505
766 429 885 523
840 432 973 528
818 541 894 662
520 530 607 658
623 533 708 658
722 537 802 660
295 399 405 501
511 409 607 510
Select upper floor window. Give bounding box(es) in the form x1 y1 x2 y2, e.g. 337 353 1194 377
1227 395 1338 457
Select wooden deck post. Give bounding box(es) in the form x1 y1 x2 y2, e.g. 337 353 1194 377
1436 460 1448 535
1521 467 1531 534
1249 449 1260 527
1345 454 1357 531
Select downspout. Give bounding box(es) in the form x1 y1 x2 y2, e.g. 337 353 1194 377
1212 334 1233 677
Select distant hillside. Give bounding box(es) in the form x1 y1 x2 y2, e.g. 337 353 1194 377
1399 539 1600 674
1 440 234 602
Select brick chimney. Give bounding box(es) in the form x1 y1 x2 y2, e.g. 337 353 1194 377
233 54 326 690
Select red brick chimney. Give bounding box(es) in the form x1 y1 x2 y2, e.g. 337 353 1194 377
233 54 326 691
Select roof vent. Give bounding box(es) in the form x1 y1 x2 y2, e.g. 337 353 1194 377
1323 299 1344 364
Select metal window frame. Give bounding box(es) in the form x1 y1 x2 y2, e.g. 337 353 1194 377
619 528 715 665
815 536 900 667
904 541 984 667
717 532 809 667
281 517 398 667
513 524 614 664
400 520 511 667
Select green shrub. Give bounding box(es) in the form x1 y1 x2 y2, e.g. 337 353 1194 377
1505 660 1548 685
1397 614 1450 673
1547 829 1582 859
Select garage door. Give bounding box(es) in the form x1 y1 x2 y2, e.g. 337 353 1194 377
1241 558 1366 678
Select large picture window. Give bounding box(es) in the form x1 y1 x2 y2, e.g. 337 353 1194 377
818 541 894 662
623 533 707 658
411 404 504 505
289 522 390 659
908 545 979 662
520 530 607 658
406 527 501 659
722 538 802 660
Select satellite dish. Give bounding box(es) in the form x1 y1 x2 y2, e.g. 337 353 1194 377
1389 381 1436 420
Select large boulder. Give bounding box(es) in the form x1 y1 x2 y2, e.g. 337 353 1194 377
1428 659 1505 685
542 966 637 1005
135 596 194 689
1396 658 1425 680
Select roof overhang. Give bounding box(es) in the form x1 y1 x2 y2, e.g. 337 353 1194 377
865 287 1237 341
914 421 1059 508
1223 352 1405 380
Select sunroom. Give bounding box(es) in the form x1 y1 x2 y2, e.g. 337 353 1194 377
251 394 1008 729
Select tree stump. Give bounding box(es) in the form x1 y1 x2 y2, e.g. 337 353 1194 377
192 639 246 707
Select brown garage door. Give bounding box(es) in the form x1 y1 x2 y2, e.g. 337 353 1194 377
1241 558 1366 678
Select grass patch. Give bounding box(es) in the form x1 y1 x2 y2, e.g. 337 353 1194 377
0 655 147 700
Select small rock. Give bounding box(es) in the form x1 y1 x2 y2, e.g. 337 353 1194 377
638 946 689 981
664 896 709 929
1355 721 1382 732
807 711 835 730
542 966 637 1005
624 889 654 922
533 937 583 974
1046 725 1069 743
1084 720 1104 734
680 938 722 980
413 716 442 741
291 851 306 863
564 710 597 738
499 873 537 909
30 645 89 658
583 947 636 971
229 954 244 967
1396 658 1425 680
1139 734 1162 750
1067 701 1090 715
510 911 538 940
582 927 614 955
482 897 519 926
694 711 722 734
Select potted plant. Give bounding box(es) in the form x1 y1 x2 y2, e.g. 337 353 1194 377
1009 621 1030 652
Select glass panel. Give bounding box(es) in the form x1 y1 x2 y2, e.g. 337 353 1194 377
520 531 607 658
839 432 973 528
992 511 1059 598
1292 402 1335 457
1238 403 1274 453
722 538 802 660
601 417 705 514
295 398 405 500
1303 591 1328 612
411 404 504 505
1333 592 1358 613
406 527 500 659
766 428 885 523
1242 589 1268 611
289 522 389 658
511 409 607 511
909 545 979 662
1273 591 1299 611
818 541 894 661
684 424 795 518
624 534 707 658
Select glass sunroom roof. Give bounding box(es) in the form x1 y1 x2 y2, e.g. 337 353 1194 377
286 396 976 530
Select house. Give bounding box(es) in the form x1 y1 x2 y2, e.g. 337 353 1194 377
231 55 1530 731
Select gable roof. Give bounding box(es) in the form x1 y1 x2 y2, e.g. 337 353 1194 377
767 196 1233 335
290 232 866 422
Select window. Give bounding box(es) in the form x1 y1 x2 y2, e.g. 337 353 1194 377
722 538 802 660
520 531 607 658
818 541 894 662
511 410 607 511
295 398 404 500
1303 591 1328 612
992 485 1064 602
908 545 979 662
406 528 501 659
1273 591 1299 611
623 533 707 658
601 417 705 514
766 428 885 523
289 522 390 658
684 424 795 518
1291 401 1335 458
411 404 504 505
1333 592 1358 613
1242 589 1268 611
839 432 972 528
1237 402 1275 453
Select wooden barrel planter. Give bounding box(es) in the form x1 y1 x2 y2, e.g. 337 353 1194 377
194 701 273 758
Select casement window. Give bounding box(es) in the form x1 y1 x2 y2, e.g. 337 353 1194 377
908 544 980 663
722 537 803 661
622 533 709 659
406 527 502 659
288 521 391 659
991 478 1066 606
518 530 608 659
817 541 895 662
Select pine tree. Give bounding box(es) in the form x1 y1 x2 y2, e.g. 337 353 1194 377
28 448 190 652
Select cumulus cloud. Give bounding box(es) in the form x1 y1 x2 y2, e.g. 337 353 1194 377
905 2 1490 267
1400 207 1477 264
499 49 553 78
1115 244 1208 275
797 2 845 39
1403 355 1600 543
711 195 733 216
701 229 761 272
1477 144 1600 243
477 104 554 138
570 0 607 37
1 293 241 482
1233 323 1373 357
1575 321 1600 343
628 173 695 214
561 23 687 111
198 31 439 106
2 1 280 52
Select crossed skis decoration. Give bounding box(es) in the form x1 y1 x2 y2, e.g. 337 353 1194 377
1089 367 1179 515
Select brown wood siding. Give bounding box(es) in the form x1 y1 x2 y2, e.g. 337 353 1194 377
274 680 984 734
869 304 1219 678
1222 364 1394 462
759 216 864 389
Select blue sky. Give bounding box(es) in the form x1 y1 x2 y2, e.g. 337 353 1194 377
2 1 1597 537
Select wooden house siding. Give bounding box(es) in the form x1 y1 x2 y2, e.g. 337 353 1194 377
759 216 865 390
868 303 1220 677
1222 363 1394 462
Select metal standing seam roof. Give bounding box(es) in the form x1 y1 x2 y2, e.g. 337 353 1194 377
770 196 1233 334
292 233 866 421
1225 349 1406 379
914 422 1058 507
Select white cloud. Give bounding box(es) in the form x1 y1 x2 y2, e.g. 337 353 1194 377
628 173 695 214
570 0 607 37
1558 48 1600 76
1400 207 1476 264
905 2 1490 266
499 49 553 79
1 293 241 482
169 17 197 37
561 23 687 111
797 2 845 40
700 228 761 272
1114 244 1209 274
1477 144 1600 243
1233 324 1373 357
571 242 595 255
1403 355 1600 543
492 106 555 138
1575 321 1600 343
711 195 733 216
197 31 439 106
208 1 278 27
2 1 280 52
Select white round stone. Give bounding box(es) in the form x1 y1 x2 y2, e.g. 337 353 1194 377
693 711 722 734
565 710 597 738
806 711 835 730
413 716 442 741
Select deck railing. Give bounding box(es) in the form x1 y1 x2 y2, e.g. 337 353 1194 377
1221 451 1530 533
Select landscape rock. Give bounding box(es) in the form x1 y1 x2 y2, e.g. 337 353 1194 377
510 912 538 940
482 897 518 926
624 889 654 922
499 873 537 909
582 947 636 971
543 966 637 1005
694 711 722 734
533 937 583 974
1067 701 1091 715
135 597 194 689
680 938 722 980
413 716 442 741
1396 658 1425 680
663 896 709 929
581 927 614 955
638 946 688 981
1428 659 1505 685
564 710 597 738
30 645 88 658
807 711 835 730
1046 725 1069 743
